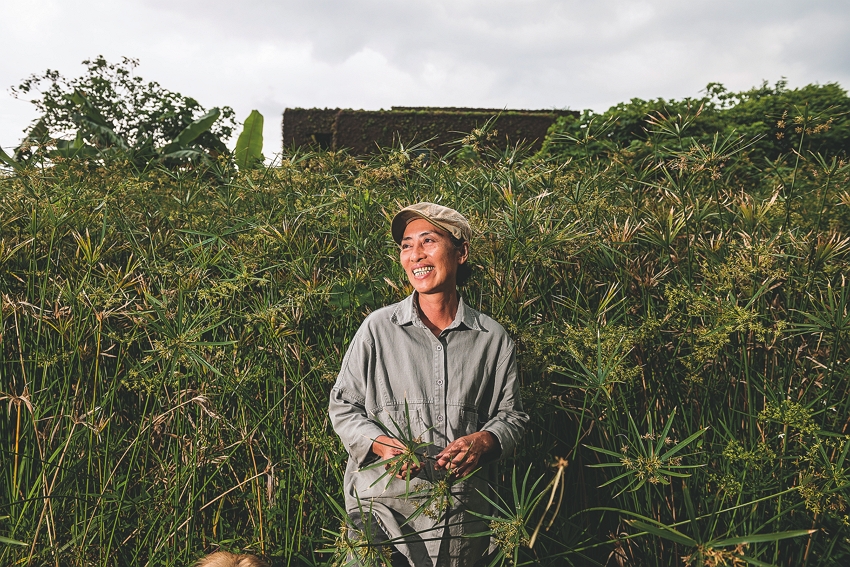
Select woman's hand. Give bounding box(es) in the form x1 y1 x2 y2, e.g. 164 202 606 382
371 435 422 479
435 431 499 477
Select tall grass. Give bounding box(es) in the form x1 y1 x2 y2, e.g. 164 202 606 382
1 112 849 566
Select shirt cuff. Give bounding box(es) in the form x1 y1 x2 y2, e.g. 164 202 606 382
347 422 388 468
481 422 515 459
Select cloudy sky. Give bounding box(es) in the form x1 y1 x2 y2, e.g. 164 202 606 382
1 0 848 155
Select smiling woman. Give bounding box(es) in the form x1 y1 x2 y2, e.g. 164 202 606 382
328 202 529 567
399 218 468 319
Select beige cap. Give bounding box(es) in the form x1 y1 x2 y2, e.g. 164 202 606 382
391 202 472 245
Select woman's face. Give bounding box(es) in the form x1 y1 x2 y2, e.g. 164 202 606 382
400 218 468 297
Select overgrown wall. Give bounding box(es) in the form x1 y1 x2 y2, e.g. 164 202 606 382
281 108 340 150
282 107 577 154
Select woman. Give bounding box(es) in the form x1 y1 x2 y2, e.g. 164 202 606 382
329 203 528 566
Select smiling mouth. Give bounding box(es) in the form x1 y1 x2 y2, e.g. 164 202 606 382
412 266 434 277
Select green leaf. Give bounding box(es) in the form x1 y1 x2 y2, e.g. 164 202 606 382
736 555 778 567
160 148 205 161
68 89 111 127
584 444 627 459
597 470 635 487
13 118 50 159
0 534 27 546
655 407 677 455
659 426 708 461
627 519 698 547
657 468 696 478
49 135 100 159
0 146 22 171
27 118 49 140
234 109 264 169
73 114 129 151
162 108 221 154
711 529 816 546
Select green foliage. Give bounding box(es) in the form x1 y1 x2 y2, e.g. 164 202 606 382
0 146 22 172
540 80 850 170
322 498 396 567
586 409 706 496
11 56 236 167
468 465 547 566
234 110 265 170
1 96 850 566
360 401 433 494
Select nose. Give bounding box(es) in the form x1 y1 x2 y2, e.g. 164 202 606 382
411 240 426 261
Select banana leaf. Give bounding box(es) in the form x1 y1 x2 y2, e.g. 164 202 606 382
234 110 264 169
161 108 221 154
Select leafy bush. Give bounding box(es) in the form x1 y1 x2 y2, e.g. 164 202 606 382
1 89 849 566
540 80 850 168
10 56 237 166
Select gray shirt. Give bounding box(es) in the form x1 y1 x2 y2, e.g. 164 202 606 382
329 292 529 565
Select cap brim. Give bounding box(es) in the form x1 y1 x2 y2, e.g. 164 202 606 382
391 210 459 244
391 210 417 244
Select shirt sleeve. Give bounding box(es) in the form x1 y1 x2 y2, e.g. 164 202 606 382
328 328 387 468
480 339 529 459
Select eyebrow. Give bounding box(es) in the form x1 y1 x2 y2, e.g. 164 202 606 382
401 230 443 242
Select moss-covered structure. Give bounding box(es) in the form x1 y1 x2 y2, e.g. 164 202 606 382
281 107 576 155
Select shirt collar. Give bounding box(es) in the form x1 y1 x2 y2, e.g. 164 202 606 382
391 292 483 332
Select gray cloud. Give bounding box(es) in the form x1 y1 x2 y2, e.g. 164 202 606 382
131 0 850 105
2 0 848 152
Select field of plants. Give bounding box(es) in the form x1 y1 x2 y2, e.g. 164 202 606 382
1 65 850 566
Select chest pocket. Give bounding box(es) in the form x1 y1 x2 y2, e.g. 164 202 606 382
372 406 428 442
451 407 481 437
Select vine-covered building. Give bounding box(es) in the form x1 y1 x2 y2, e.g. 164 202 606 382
281 107 577 155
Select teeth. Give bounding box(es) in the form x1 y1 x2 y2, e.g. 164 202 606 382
413 267 434 277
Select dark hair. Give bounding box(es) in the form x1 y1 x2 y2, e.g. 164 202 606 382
450 235 473 287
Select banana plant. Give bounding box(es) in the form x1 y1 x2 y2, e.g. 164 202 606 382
159 107 222 162
25 90 227 167
234 109 264 169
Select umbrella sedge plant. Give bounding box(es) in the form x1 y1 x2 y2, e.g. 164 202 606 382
1 87 849 565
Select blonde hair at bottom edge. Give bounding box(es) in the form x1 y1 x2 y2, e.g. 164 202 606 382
195 551 269 567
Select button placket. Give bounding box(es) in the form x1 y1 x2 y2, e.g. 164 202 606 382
436 337 447 440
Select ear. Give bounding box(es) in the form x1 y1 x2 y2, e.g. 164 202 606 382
457 241 469 265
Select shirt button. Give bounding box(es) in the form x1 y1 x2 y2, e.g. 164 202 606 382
436 345 443 351
437 415 444 422
437 379 444 386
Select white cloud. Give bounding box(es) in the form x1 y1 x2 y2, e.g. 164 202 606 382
2 0 849 154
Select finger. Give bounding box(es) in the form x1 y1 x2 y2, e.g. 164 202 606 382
458 450 481 473
455 457 478 477
438 439 465 456
451 461 468 476
397 465 420 479
451 447 470 467
437 440 470 468
435 450 454 468
439 452 460 469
